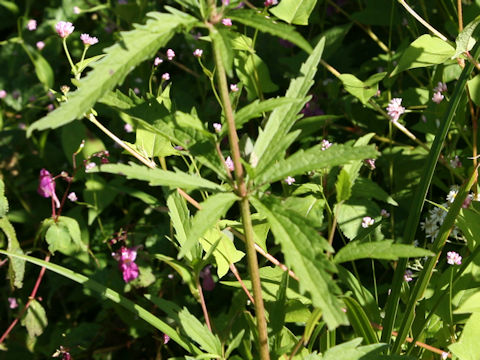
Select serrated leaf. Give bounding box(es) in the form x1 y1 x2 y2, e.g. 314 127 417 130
229 10 312 54
269 0 317 25
449 313 480 360
0 218 25 289
89 162 223 191
256 144 378 185
179 193 237 258
390 35 455 77
336 169 352 203
199 229 244 278
453 16 480 59
27 12 196 135
21 299 48 338
179 308 222 356
334 240 433 263
251 196 348 329
252 38 325 172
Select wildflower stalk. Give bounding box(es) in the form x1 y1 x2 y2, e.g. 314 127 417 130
208 22 270 360
398 0 448 41
62 38 77 76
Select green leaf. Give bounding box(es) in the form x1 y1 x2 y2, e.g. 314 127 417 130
179 308 222 356
336 169 352 203
33 52 54 89
44 217 86 255
135 126 177 158
83 176 119 225
252 38 324 172
453 16 480 59
167 191 191 248
75 54 107 74
0 249 200 354
390 35 455 77
467 74 480 107
27 12 196 135
456 292 480 313
229 10 312 54
199 229 244 278
256 144 378 185
0 1 19 13
343 297 378 344
251 196 348 329
269 0 317 25
155 254 198 297
234 52 278 100
90 162 223 191
334 240 433 263
179 193 238 258
0 218 25 289
339 72 386 105
457 208 480 251
317 338 386 360
21 299 48 338
351 178 398 206
321 23 352 60
225 329 245 358
0 178 8 218
449 313 480 360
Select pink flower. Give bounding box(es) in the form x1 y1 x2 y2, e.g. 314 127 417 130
222 18 233 26
0 90 6 99
85 162 96 170
404 269 413 282
67 192 78 202
450 155 462 168
222 0 230 5
80 33 98 46
55 21 75 38
113 246 140 282
321 139 332 151
364 158 376 170
446 251 462 265
381 209 390 218
27 19 37 31
124 123 133 133
200 265 215 291
285 176 295 185
361 216 374 228
36 41 45 50
213 123 222 132
225 156 234 171
434 82 447 93
264 0 278 6
8 297 18 309
162 73 170 81
38 169 60 208
154 57 163 66
230 84 239 92
166 48 175 60
193 48 203 58
432 91 444 104
386 98 405 122
163 334 170 344
73 6 81 14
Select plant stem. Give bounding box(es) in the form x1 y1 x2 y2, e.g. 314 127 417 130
209 22 270 360
62 38 77 76
398 0 449 41
197 280 212 331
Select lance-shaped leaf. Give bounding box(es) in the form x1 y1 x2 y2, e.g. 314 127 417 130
252 37 325 173
269 0 317 25
179 308 222 356
256 144 378 185
27 11 196 135
89 162 224 191
229 9 312 54
251 196 348 329
179 193 238 258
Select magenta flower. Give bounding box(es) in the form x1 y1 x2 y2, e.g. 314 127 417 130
113 246 140 282
80 33 98 46
163 334 170 344
55 21 74 38
222 18 233 26
225 156 234 171
446 251 462 265
432 91 444 104
386 98 405 122
264 0 278 6
36 41 45 50
8 297 18 309
166 48 175 60
67 192 78 202
222 0 230 5
364 158 376 170
0 90 6 99
27 19 37 31
37 169 60 208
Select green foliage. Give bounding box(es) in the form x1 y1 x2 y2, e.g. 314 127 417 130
44 216 87 255
339 72 386 105
449 313 480 360
179 308 222 356
269 0 317 26
21 299 48 338
453 16 480 58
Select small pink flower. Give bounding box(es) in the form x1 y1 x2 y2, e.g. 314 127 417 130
361 216 374 228
285 176 295 185
163 334 170 344
154 57 163 66
27 19 37 31
73 6 81 14
321 139 332 151
36 41 45 50
264 0 278 6
222 0 230 5
124 123 133 133
38 169 60 208
225 156 234 171
113 246 140 282
441 352 449 360
47 103 55 111
8 297 18 309
0 90 6 99
67 192 78 202
85 162 96 170
213 123 222 132
432 91 444 104
55 21 75 38
162 73 170 81
222 18 233 26
230 84 239 92
166 48 175 60
404 269 413 282
386 98 405 123
364 158 376 170
450 155 462 168
80 33 98 46
434 82 447 93
381 209 390 218
446 251 462 265
193 48 203 58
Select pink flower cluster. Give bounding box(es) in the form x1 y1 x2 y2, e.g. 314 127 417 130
80 33 99 46
447 251 462 265
113 246 140 282
432 82 447 104
55 21 75 38
386 98 405 123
